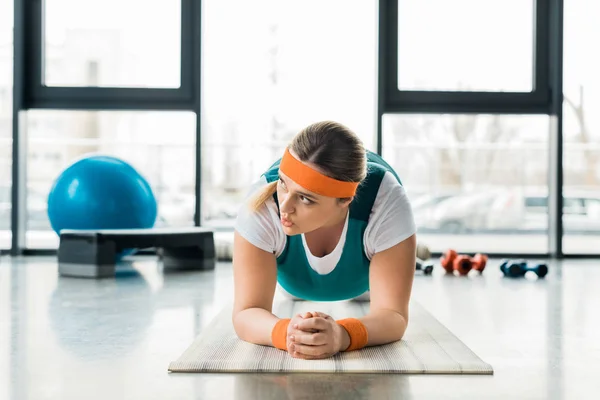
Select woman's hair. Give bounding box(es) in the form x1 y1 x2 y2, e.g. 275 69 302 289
250 121 367 212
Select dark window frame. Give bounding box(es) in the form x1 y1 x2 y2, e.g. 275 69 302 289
378 0 552 114
22 0 198 111
11 0 202 254
377 0 568 257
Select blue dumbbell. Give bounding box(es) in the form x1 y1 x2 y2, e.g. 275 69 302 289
499 259 548 278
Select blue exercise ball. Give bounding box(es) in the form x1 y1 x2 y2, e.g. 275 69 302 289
47 155 157 234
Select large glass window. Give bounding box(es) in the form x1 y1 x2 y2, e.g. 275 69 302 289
383 114 550 254
201 0 377 229
44 0 181 88
26 111 195 249
0 0 13 249
0 265 8 400
562 1 600 254
397 0 534 92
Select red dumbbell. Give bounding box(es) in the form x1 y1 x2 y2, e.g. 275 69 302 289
440 249 472 276
471 253 488 273
440 249 457 273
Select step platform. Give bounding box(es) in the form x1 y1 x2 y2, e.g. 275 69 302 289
58 227 216 278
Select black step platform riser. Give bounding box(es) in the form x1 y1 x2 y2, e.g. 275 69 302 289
58 228 216 279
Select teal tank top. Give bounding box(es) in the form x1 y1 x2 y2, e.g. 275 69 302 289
262 151 402 302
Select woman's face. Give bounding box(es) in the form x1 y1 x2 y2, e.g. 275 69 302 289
276 169 350 236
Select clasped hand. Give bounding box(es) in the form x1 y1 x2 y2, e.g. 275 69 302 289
286 311 349 360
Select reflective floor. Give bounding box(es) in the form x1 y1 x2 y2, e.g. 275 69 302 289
1 255 599 400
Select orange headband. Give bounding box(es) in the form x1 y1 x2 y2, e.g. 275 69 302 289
279 148 359 198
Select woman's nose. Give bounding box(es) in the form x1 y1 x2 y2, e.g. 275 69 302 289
279 194 294 214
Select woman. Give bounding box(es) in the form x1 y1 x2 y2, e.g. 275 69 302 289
232 121 416 360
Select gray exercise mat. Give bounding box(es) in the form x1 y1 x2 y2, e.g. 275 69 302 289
169 301 493 374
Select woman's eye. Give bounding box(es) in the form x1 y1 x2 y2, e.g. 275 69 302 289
278 179 287 190
299 196 313 205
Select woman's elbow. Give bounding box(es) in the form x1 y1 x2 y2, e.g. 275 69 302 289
231 308 265 345
395 313 409 340
232 310 247 341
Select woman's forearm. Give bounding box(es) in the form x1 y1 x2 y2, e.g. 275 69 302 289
232 307 407 350
232 307 281 347
358 309 408 347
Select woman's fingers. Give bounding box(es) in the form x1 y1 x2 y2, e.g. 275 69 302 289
289 332 327 346
289 342 329 357
297 311 331 320
290 351 329 360
295 317 329 331
286 312 336 359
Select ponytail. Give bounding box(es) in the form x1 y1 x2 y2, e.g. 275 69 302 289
249 181 278 212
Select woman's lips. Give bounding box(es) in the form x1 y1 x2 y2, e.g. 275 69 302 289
281 217 294 227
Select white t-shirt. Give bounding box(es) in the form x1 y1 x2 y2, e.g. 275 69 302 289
235 171 416 275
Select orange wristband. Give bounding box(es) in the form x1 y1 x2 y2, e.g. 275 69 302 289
271 318 291 350
336 318 368 351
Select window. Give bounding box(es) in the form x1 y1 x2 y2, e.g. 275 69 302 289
0 0 12 249
397 0 534 92
0 88 8 113
563 198 585 215
383 114 550 254
525 196 548 214
563 0 600 254
44 0 181 88
0 264 8 400
26 111 196 249
381 0 549 114
201 0 377 229
583 198 600 215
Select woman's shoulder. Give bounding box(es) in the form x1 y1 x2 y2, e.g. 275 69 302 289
362 171 416 258
234 177 286 256
368 171 412 223
236 176 277 223
376 170 407 199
